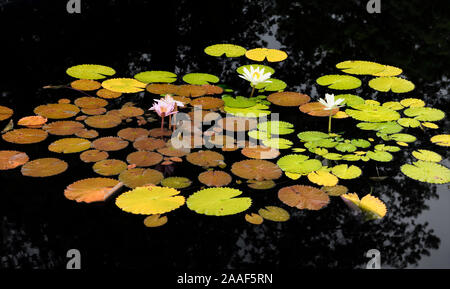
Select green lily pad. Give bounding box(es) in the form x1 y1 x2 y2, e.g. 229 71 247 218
277 154 322 174
382 101 404 110
316 75 362 90
397 118 421 128
257 121 294 135
331 164 362 179
403 107 445 122
336 60 385 75
335 143 357 152
342 155 361 161
222 95 257 108
255 78 287 92
334 94 365 107
323 153 343 160
351 139 371 148
204 44 247 57
412 149 442 162
357 122 403 134
186 187 252 216
297 131 330 142
401 161 450 184
134 71 177 84
374 144 400 152
346 104 400 122
368 76 415 93
247 129 271 140
224 104 271 118
262 138 293 149
66 64 116 80
382 133 417 143
305 138 338 149
183 73 219 85
366 151 393 162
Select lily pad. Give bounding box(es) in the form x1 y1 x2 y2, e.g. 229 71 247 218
366 150 393 162
245 48 288 62
278 185 329 210
66 64 116 80
204 44 247 57
368 76 414 93
183 73 219 85
187 187 251 216
357 122 403 134
116 186 185 215
134 71 177 83
316 75 362 90
401 161 450 184
101 78 146 93
412 149 442 162
258 206 290 222
346 104 400 122
277 154 322 174
336 60 385 75
403 107 445 122
331 164 362 179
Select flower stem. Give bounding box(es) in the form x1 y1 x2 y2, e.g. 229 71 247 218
328 112 332 134
161 115 165 130
250 86 255 98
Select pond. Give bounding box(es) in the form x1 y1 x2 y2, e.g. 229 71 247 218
0 0 449 271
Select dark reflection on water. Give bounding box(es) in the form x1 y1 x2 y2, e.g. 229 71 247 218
0 0 449 269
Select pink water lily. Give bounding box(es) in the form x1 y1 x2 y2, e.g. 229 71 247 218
157 94 185 108
149 98 178 130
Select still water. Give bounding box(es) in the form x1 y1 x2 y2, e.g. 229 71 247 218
0 0 449 269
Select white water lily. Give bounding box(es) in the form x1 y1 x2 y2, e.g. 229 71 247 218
318 93 345 110
238 66 272 86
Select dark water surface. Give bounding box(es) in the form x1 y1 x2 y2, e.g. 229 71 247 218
0 0 449 270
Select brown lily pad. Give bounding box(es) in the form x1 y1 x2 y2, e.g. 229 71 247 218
231 159 282 181
2 128 48 144
75 128 99 139
80 149 109 163
21 158 68 177
117 127 149 141
118 168 164 188
81 107 107 115
321 185 348 196
133 137 166 151
146 83 179 95
198 170 232 187
267 91 311 106
43 121 85 135
126 151 163 167
74 97 108 108
96 88 122 99
93 159 128 176
190 97 224 110
0 150 29 170
119 106 144 118
17 116 48 128
278 185 329 210
186 150 224 167
71 79 102 91
84 114 122 128
0 105 13 121
64 177 121 203
176 85 207 97
34 103 80 119
92 136 129 151
203 84 224 95
299 102 339 117
241 145 280 159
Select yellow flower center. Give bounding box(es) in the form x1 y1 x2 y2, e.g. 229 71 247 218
252 72 260 79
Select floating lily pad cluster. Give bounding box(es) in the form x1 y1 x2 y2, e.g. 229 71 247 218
0 47 448 229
